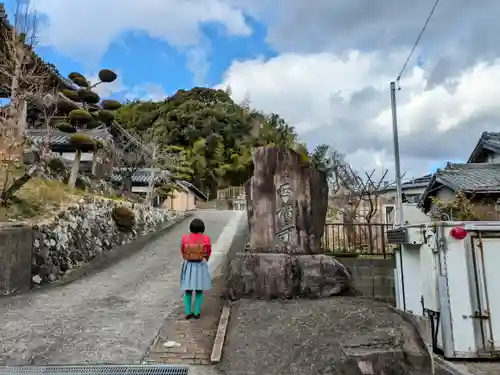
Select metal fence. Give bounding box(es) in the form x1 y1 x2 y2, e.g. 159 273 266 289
216 186 245 200
322 222 396 258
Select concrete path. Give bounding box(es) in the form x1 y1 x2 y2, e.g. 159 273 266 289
0 210 243 366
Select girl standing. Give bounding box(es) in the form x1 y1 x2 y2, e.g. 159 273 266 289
180 218 212 319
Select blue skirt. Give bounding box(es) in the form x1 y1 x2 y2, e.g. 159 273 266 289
180 260 212 291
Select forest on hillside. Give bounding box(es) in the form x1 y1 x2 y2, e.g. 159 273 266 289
115 87 331 198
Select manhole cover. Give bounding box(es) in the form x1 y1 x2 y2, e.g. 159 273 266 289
0 365 189 375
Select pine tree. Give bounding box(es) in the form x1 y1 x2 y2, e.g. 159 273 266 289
57 69 121 188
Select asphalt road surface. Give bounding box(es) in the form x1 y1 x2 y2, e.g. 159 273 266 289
0 210 240 365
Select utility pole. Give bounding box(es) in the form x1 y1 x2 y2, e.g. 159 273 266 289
390 81 404 226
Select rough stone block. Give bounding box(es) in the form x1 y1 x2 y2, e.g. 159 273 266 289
296 254 352 298
226 253 297 300
245 146 328 253
226 253 352 300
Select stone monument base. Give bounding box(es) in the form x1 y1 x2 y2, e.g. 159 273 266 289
217 298 433 375
225 253 353 300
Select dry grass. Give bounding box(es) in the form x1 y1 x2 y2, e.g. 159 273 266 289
0 167 121 222
0 177 90 221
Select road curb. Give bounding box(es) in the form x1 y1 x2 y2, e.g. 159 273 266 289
208 211 247 279
2 212 193 299
208 213 248 365
433 355 475 375
210 305 231 364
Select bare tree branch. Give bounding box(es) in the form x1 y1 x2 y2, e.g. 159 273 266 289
0 1 62 204
0 0 51 140
327 148 398 224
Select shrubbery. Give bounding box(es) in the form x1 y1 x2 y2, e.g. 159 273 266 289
111 206 136 232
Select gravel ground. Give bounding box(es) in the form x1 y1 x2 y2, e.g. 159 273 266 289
436 358 500 375
0 210 237 365
217 297 432 375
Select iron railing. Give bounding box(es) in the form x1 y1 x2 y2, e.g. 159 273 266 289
322 222 396 258
216 186 245 201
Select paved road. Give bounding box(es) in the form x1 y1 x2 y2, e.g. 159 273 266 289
0 210 240 366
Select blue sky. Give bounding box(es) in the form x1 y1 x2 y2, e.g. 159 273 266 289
3 0 492 178
3 1 275 102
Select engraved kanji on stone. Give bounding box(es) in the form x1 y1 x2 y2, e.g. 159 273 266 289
276 227 292 242
277 182 293 205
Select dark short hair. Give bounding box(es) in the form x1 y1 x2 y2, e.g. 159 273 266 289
189 218 205 234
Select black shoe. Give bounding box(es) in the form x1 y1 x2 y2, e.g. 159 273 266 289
186 314 194 320
193 314 200 319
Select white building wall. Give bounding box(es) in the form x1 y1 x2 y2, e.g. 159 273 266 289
60 152 94 162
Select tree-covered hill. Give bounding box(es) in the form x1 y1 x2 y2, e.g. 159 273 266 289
115 86 325 198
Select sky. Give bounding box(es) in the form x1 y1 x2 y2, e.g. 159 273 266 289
4 0 500 179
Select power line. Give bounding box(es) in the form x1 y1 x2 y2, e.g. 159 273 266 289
396 0 441 83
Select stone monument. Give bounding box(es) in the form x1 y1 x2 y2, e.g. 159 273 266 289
245 146 328 253
226 146 352 300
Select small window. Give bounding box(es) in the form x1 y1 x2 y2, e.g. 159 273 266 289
405 194 421 203
384 205 395 224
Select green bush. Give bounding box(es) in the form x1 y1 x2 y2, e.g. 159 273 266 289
98 69 117 83
57 99 79 113
95 139 106 149
61 89 81 102
47 157 67 173
98 110 115 124
57 122 76 133
101 99 121 110
68 72 89 87
68 109 93 124
69 133 96 149
78 89 100 105
68 72 83 80
111 206 136 232
86 120 102 130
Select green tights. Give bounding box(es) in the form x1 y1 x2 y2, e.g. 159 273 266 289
184 290 203 316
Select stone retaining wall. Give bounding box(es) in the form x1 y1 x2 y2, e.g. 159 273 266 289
0 224 33 295
1 197 179 295
32 197 178 285
339 257 396 304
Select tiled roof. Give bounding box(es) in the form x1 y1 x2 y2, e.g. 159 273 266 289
433 163 500 193
26 129 112 146
467 132 500 162
110 169 208 201
408 174 432 184
379 174 431 192
481 132 500 152
110 169 169 185
418 163 500 211
176 180 208 201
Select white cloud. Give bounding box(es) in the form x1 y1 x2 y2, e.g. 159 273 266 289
217 52 500 177
214 0 500 177
86 73 167 102
29 0 500 178
31 0 251 62
124 83 168 102
227 0 500 84
186 47 210 86
86 74 126 99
